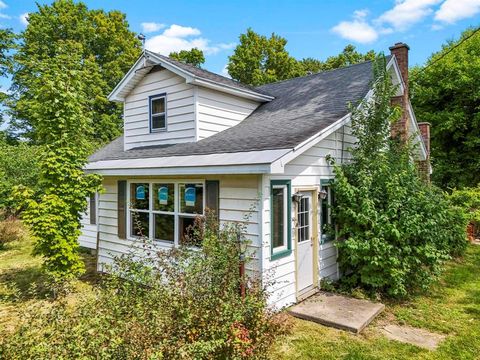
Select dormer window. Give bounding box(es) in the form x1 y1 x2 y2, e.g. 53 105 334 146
149 94 167 131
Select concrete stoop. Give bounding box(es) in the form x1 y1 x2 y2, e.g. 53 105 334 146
381 324 446 350
288 291 385 333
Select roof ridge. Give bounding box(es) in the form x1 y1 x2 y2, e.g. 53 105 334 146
150 51 268 95
255 58 379 89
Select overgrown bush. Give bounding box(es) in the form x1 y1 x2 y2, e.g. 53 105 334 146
0 212 28 249
330 56 468 298
0 212 290 359
449 186 480 236
0 142 42 213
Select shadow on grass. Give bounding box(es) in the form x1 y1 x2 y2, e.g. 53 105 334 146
0 248 100 303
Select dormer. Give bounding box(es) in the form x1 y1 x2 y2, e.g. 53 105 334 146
108 50 274 150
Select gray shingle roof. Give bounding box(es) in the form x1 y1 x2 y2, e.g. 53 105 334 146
90 58 382 163
150 51 272 97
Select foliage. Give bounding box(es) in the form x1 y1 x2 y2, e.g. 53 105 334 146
322 44 376 71
227 28 303 86
411 27 480 189
0 142 42 212
13 41 101 280
9 0 141 145
329 56 468 298
169 47 205 67
1 213 290 359
449 186 480 228
227 29 376 85
0 213 28 249
0 28 15 128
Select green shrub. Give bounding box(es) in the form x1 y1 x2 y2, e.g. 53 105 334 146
330 56 468 298
449 186 480 235
0 212 290 359
0 142 42 212
0 214 28 249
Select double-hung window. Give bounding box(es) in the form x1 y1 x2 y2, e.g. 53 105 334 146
149 94 166 131
129 181 204 246
270 180 291 259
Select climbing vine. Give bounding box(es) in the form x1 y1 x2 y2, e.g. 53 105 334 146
329 56 468 298
14 41 101 279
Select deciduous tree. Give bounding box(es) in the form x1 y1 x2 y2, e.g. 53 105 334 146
15 41 101 279
169 48 205 67
9 0 141 145
411 27 480 189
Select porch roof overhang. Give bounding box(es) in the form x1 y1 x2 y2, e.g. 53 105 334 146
85 148 291 176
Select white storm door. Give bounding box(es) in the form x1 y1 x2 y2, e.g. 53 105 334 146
296 192 314 293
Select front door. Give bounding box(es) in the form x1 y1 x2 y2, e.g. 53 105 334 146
296 191 315 295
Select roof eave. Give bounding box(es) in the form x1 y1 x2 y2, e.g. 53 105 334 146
108 50 273 103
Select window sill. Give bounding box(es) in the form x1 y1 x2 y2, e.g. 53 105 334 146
270 249 292 261
150 128 167 133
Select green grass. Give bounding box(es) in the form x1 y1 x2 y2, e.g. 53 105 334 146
0 237 97 336
1 238 479 359
275 245 480 360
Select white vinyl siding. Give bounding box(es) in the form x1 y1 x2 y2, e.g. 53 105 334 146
95 175 262 275
79 196 97 249
196 87 259 140
263 123 355 308
123 69 196 150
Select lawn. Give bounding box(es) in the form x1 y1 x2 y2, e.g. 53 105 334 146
1 238 479 359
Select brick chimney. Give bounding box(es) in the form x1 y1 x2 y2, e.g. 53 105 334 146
417 122 431 182
389 42 410 140
389 42 431 182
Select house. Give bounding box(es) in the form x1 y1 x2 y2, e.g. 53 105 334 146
79 43 430 308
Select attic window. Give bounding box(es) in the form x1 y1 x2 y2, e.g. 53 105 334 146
149 94 166 131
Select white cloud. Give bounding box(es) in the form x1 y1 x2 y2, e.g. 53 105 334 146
331 10 379 44
19 12 28 26
0 1 7 10
434 0 480 23
140 22 165 33
163 24 201 38
375 0 442 31
332 0 447 43
145 24 234 56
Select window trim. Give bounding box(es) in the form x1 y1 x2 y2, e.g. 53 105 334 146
320 179 335 244
149 93 167 132
270 180 292 260
126 179 205 246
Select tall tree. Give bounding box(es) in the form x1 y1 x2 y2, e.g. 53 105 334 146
169 48 205 67
9 0 141 145
227 28 302 85
227 29 376 85
411 27 480 189
0 28 15 132
16 41 101 279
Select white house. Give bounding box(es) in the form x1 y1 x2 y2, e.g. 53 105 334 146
79 43 429 308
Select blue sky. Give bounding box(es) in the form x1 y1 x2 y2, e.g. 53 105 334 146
2 0 480 80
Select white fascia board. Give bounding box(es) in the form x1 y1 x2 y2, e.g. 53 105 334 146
85 149 290 175
270 113 352 173
146 51 273 102
387 56 405 97
408 101 428 160
108 53 149 102
86 164 272 176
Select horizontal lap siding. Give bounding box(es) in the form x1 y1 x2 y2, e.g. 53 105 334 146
79 197 97 249
197 87 259 140
124 69 195 150
96 176 262 276
263 123 356 308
